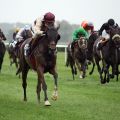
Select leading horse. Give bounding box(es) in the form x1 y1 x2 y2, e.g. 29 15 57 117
0 30 6 72
18 26 60 106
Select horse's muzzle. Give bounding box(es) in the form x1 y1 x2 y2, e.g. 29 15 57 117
49 43 56 50
81 44 87 49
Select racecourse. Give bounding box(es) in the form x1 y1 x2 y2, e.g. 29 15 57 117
0 52 120 120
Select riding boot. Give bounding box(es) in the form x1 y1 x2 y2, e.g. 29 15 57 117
24 35 37 56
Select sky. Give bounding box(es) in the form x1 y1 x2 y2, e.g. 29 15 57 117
0 0 120 29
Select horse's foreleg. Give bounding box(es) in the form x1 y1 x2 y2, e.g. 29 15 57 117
50 68 58 101
75 60 83 79
81 62 87 78
37 66 50 106
103 64 110 83
36 77 41 103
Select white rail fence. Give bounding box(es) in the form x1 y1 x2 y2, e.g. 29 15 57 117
5 42 68 62
56 44 68 62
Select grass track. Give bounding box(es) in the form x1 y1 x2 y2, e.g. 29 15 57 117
0 52 120 120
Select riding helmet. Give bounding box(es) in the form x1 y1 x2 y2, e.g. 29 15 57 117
108 19 115 26
43 12 55 22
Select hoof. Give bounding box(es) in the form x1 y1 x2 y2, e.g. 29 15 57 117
79 75 83 79
23 98 27 101
51 95 57 101
45 100 51 106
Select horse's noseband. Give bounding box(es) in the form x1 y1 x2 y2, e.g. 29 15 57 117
112 34 120 40
49 43 56 50
48 42 57 55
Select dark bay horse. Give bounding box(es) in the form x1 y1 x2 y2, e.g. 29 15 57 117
74 37 88 78
87 31 99 75
69 37 87 79
10 29 33 76
66 43 77 80
93 27 120 83
18 27 60 106
6 44 19 68
107 27 120 81
0 30 6 72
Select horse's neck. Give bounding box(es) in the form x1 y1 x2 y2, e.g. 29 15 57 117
35 36 49 53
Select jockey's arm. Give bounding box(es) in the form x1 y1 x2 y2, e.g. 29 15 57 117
72 29 80 41
99 23 106 36
15 29 24 42
33 17 45 36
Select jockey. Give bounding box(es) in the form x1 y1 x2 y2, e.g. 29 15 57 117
97 18 118 50
71 21 94 52
24 12 60 56
13 27 20 40
0 28 6 41
10 25 33 48
81 21 94 37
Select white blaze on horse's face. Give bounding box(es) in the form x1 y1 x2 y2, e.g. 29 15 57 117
78 37 87 49
49 41 56 50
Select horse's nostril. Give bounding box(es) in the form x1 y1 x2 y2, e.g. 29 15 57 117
82 44 86 49
49 43 56 49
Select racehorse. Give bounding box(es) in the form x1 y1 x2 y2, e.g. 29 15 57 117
0 30 6 72
73 36 88 78
18 26 60 106
93 26 120 83
6 44 19 68
87 31 99 75
66 43 77 80
11 29 33 76
105 27 120 81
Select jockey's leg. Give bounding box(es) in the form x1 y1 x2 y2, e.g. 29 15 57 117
24 34 41 56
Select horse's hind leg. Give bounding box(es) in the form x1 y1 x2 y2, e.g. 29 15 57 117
22 65 29 101
89 59 95 75
70 64 75 80
95 58 104 83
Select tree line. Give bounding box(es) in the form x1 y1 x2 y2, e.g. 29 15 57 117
0 20 79 45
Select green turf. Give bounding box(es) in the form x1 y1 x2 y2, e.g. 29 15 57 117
0 52 120 120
